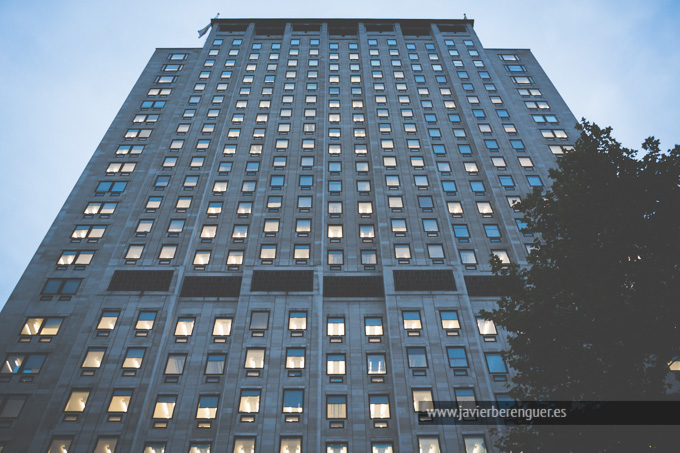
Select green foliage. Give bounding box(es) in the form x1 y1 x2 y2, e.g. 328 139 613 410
483 120 680 451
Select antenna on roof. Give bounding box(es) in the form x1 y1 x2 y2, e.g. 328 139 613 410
464 13 468 19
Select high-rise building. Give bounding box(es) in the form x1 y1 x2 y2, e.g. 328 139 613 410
0 18 577 453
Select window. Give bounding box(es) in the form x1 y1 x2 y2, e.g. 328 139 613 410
328 225 343 239
1 353 46 374
41 278 81 296
394 244 411 260
282 389 304 413
373 443 394 453
361 250 377 265
367 354 387 375
244 349 265 369
174 317 195 337
327 317 345 336
453 225 470 241
250 311 269 331
57 250 94 267
413 389 434 412
327 354 346 375
460 250 478 265
205 354 226 375
196 395 218 419
21 317 62 337
286 348 305 369
464 436 488 453
97 311 118 330
153 395 176 420
81 348 105 369
365 317 383 336
447 347 469 369
369 395 390 419
93 438 118 453
212 317 232 338
328 250 344 265
239 390 261 414
327 395 347 419
289 312 307 331
484 224 502 240
280 438 302 453
441 311 461 330
64 390 89 413
477 317 498 336
419 437 441 453
122 348 144 369
407 347 428 368
84 202 117 215
107 389 132 413
403 311 423 333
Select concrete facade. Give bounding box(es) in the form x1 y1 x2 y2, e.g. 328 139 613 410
0 18 578 453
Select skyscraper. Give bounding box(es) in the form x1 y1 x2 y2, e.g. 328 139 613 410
0 18 577 453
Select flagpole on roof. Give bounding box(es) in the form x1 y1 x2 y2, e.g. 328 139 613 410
198 13 220 38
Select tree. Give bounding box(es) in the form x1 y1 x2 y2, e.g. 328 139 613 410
483 120 680 451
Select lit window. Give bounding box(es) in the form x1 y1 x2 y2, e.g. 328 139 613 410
122 348 144 369
373 443 394 453
289 312 307 331
477 317 498 336
328 225 343 239
64 390 89 412
365 317 383 336
448 202 463 215
388 196 403 209
327 395 347 419
327 354 346 375
361 250 378 265
153 395 176 419
125 244 144 260
97 311 118 330
57 250 94 266
369 395 390 419
413 389 434 412
260 245 276 260
280 438 302 453
234 438 256 453
440 311 460 330
403 311 422 330
394 244 411 259
107 389 132 413
325 317 345 337
464 436 488 453
418 437 441 453
286 348 305 369
93 438 118 453
196 395 218 419
239 390 261 413
81 348 105 369
213 317 232 337
244 349 265 369
174 317 195 337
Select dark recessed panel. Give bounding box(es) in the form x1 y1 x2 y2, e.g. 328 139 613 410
218 23 249 33
400 22 432 36
324 276 384 298
365 23 395 33
250 270 313 292
255 23 286 36
180 276 242 298
292 23 321 33
107 270 173 292
438 24 468 34
464 276 501 297
328 22 358 36
393 270 456 291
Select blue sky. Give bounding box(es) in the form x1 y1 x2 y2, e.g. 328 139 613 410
0 0 678 309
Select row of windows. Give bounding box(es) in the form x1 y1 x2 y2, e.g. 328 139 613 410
20 309 493 340
210 37 472 50
44 433 486 453
83 192 527 219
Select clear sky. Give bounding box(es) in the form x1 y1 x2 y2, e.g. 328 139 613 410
0 0 678 310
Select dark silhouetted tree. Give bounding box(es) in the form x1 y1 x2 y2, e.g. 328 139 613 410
483 120 680 452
